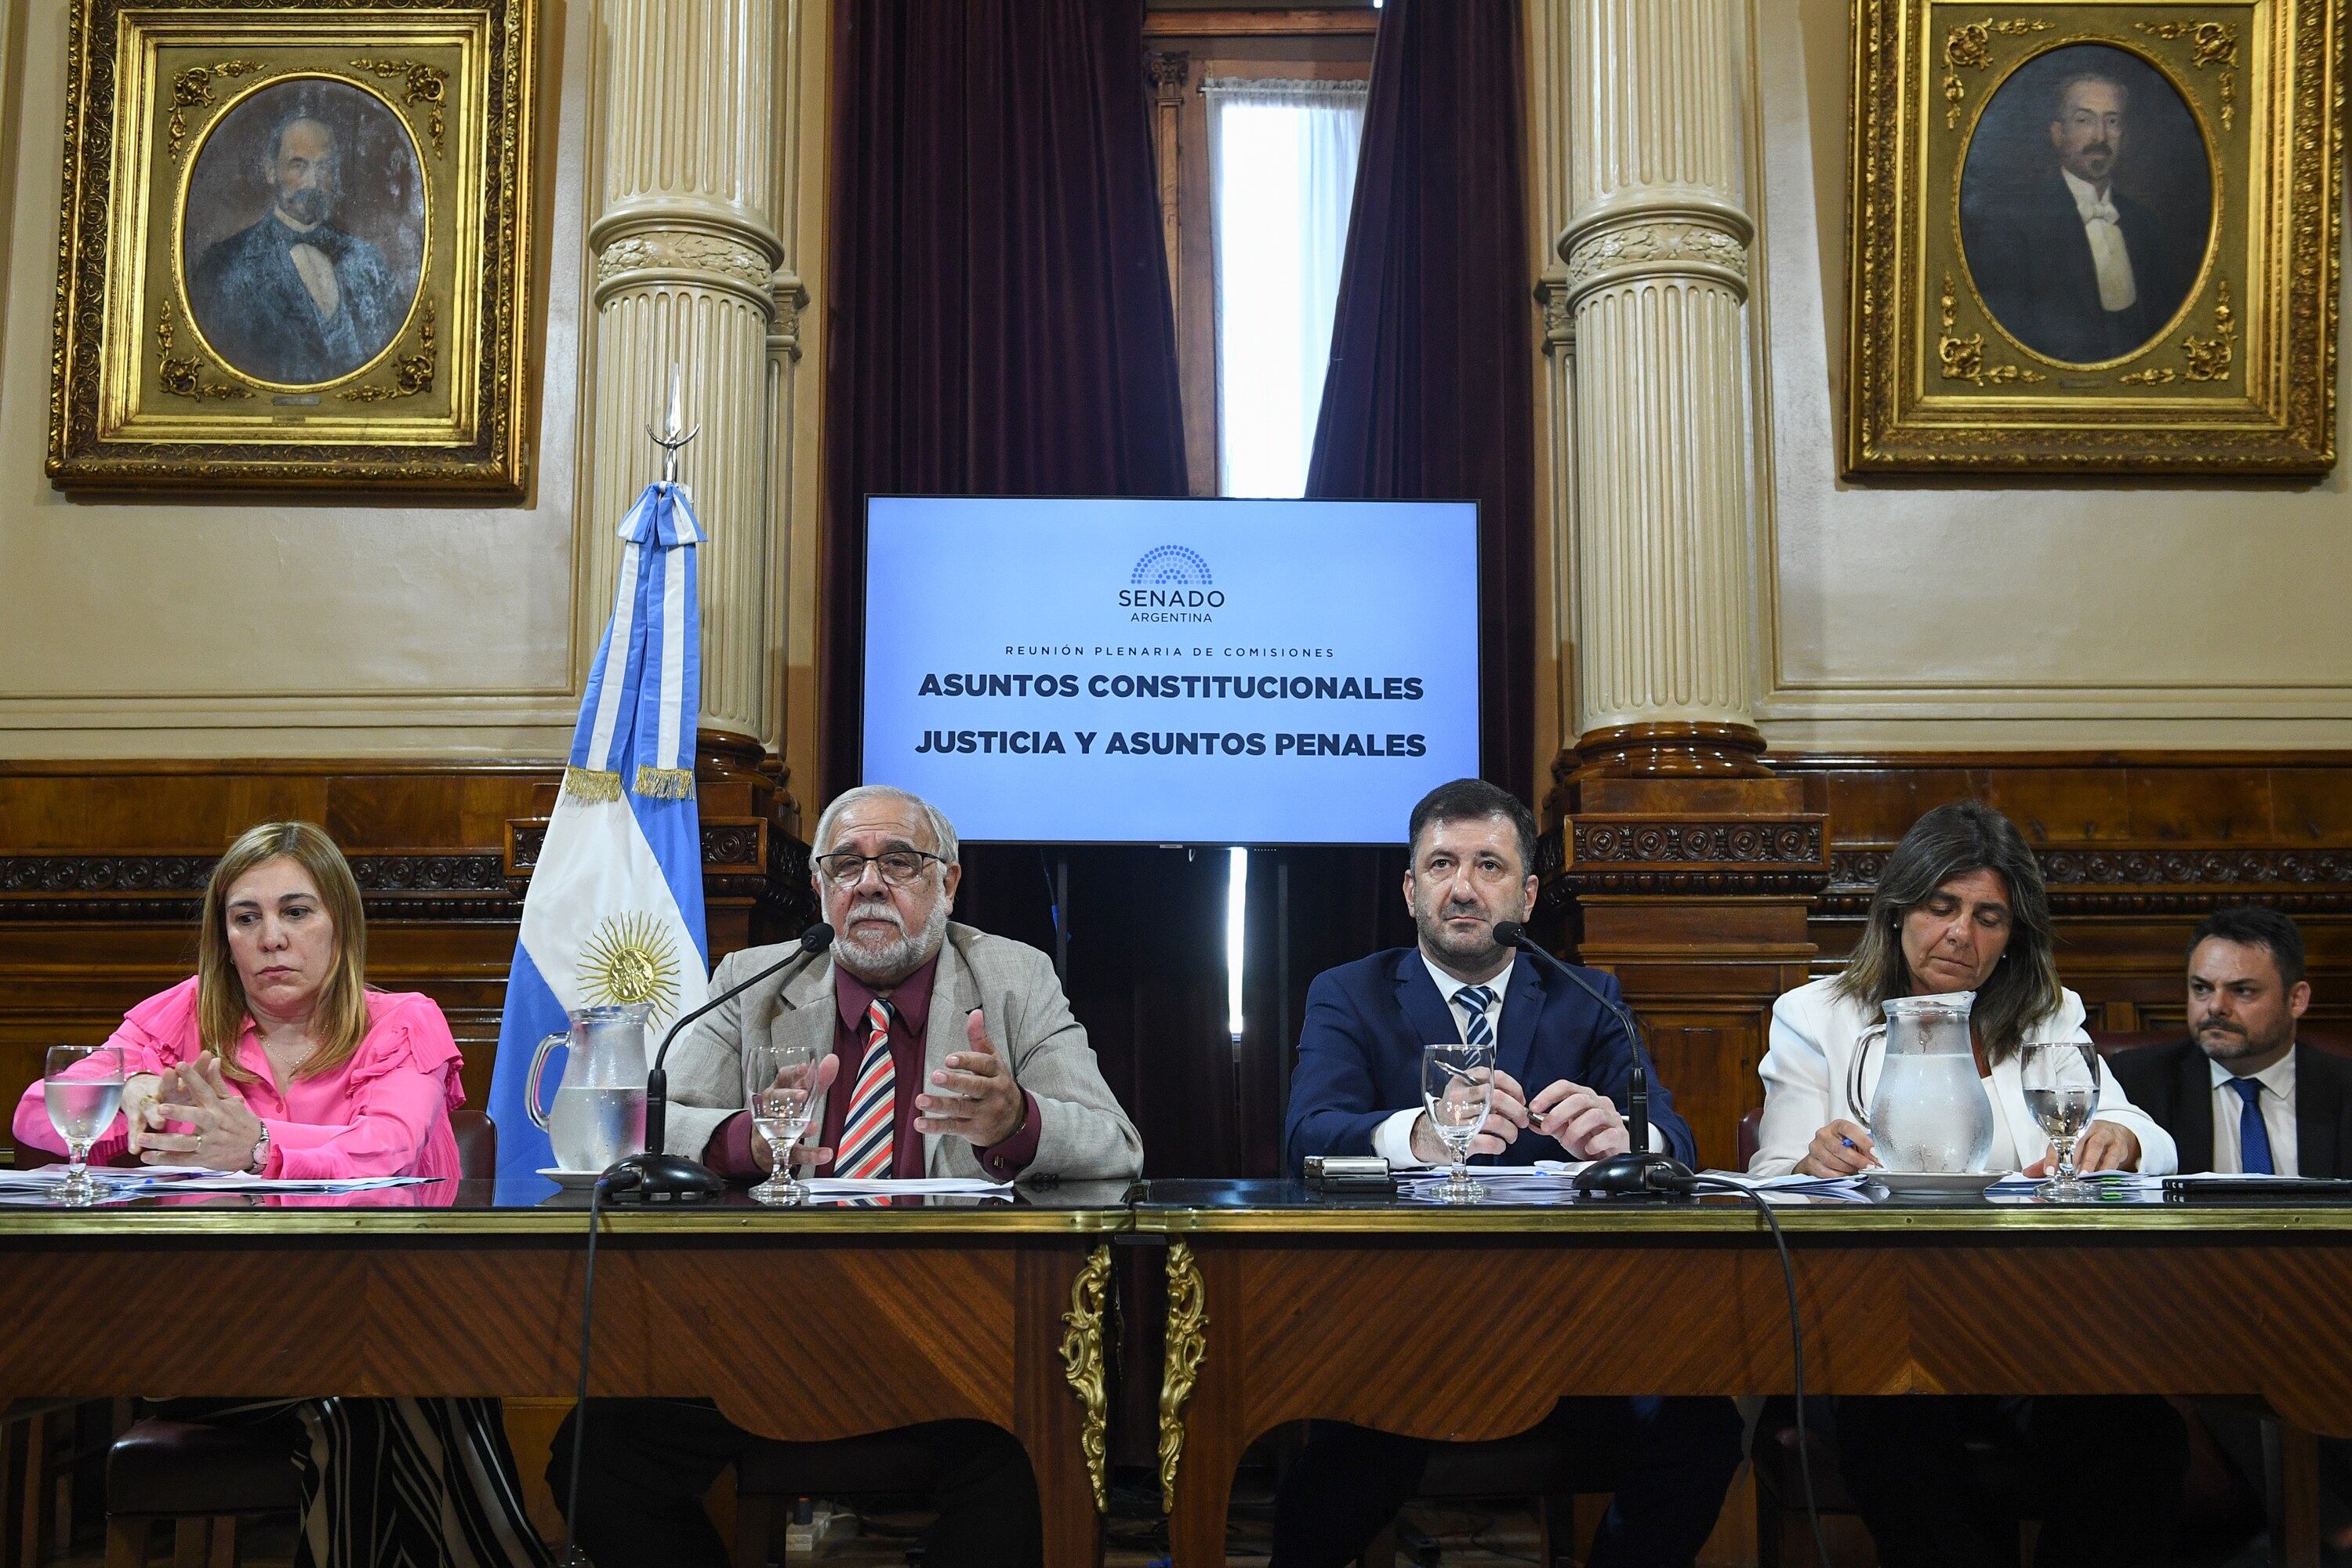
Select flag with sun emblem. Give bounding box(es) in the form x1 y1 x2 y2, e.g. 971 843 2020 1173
487 481 712 1178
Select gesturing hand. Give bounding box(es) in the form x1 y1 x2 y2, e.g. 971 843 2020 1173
1528 1079 1632 1160
1410 1069 1530 1165
140 1057 265 1171
915 1009 1025 1147
1795 1119 1880 1178
118 1073 166 1155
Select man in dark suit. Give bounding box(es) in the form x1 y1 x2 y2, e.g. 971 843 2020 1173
2108 906 2350 1178
2111 905 2352 1564
1961 68 2198 364
189 113 407 386
1274 779 1740 1568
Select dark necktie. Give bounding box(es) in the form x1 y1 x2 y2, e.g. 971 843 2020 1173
1453 985 1497 1047
2229 1076 2274 1175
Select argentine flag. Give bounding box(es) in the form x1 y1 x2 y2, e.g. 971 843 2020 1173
488 482 711 1178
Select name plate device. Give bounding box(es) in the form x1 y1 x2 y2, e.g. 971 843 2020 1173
1303 1155 1396 1194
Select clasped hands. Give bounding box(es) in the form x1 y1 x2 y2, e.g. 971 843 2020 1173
121 1057 266 1171
754 1009 1025 1172
1795 1117 2143 1178
1409 1070 1632 1166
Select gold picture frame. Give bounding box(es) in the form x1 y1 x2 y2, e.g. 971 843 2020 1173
47 0 537 495
1844 0 2342 474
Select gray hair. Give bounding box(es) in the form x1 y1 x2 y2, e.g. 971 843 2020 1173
2051 69 2129 123
811 785 960 866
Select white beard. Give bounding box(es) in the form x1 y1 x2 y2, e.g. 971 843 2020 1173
833 895 949 984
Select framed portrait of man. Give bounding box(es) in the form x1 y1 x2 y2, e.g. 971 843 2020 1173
1844 1 2342 474
46 0 537 494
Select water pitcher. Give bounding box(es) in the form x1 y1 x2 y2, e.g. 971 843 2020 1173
1864 992 1995 1173
527 1004 652 1171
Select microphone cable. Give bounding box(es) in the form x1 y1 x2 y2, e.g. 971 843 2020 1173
1679 1175 1831 1568
557 1167 630 1567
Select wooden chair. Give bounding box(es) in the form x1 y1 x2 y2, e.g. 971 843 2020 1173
100 1110 497 1568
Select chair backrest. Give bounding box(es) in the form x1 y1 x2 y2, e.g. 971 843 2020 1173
448 1108 496 1180
1736 1105 1762 1172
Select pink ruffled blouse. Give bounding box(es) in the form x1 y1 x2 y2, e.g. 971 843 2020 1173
11 976 464 1181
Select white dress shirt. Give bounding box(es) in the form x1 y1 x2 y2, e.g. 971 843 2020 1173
2061 167 2139 313
1370 952 1661 1165
2209 1050 2299 1176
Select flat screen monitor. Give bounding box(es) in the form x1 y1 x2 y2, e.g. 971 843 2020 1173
860 495 1482 845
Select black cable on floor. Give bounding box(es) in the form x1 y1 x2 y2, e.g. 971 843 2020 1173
558 1173 615 1568
1685 1177 1831 1568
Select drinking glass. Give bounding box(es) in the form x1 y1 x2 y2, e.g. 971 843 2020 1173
44 1044 125 1206
1421 1042 1497 1204
2020 1040 2101 1200
744 1040 826 1206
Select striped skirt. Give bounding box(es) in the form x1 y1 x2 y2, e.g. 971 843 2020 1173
147 1397 554 1568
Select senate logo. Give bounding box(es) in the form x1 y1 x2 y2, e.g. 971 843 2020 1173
1120 544 1223 622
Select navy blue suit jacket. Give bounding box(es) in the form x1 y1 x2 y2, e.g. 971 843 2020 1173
1283 946 1697 1171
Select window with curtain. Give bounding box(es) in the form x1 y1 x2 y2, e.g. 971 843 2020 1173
1203 77 1367 499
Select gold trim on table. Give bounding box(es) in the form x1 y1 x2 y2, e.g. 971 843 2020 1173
1159 1240 1209 1514
1058 1244 1113 1514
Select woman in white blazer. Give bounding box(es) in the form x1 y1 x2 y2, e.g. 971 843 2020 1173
1751 800 2187 1566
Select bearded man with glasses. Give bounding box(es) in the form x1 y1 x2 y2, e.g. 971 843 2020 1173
549 783 1141 1568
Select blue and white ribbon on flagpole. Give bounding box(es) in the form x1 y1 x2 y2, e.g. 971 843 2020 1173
488 481 711 1178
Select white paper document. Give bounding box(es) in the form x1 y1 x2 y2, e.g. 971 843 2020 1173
794 1177 1014 1198
0 1166 435 1198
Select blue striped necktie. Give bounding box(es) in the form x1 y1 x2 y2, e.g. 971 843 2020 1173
1454 985 1497 1047
2229 1076 2274 1175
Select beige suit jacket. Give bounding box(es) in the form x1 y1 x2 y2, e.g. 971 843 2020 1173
663 921 1144 1181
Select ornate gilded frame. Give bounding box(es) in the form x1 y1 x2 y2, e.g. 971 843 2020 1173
1845 0 2342 473
47 0 536 495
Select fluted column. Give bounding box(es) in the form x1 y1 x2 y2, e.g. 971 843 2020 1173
579 0 783 753
1561 0 1762 776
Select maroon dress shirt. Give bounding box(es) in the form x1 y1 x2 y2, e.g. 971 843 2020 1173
703 952 1041 1181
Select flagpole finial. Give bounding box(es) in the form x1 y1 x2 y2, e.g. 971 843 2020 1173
645 360 702 485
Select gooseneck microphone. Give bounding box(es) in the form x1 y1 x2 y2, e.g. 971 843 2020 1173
601 921 835 1203
1490 920 1696 1201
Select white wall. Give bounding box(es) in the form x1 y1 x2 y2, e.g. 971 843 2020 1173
1751 0 2352 750
0 0 589 758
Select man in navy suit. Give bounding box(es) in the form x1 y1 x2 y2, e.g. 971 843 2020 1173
1274 779 1741 1568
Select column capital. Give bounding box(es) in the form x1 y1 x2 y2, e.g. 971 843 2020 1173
1558 191 1752 311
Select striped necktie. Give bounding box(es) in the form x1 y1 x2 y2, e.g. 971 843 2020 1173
1454 985 1497 1047
837 999 898 1179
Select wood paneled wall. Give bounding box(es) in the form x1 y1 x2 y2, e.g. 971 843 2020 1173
1549 752 2352 1169
0 760 814 1149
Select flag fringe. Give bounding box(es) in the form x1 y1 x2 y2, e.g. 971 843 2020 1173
562 766 622 803
633 765 697 800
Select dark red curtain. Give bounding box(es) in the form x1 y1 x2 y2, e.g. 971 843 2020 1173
1305 0 1536 800
819 0 1187 800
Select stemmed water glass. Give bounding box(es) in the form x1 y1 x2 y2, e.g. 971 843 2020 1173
2020 1040 2101 1201
744 1040 826 1206
1421 1041 1497 1204
44 1044 125 1206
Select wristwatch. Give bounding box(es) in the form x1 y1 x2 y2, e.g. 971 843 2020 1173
245 1123 271 1175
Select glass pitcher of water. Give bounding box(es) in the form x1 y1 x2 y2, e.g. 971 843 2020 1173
526 1004 652 1171
1860 992 1995 1173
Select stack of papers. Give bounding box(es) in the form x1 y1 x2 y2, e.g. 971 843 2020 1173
0 1167 435 1203
1693 1170 1877 1203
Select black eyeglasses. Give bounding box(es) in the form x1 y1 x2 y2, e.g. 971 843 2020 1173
813 849 947 887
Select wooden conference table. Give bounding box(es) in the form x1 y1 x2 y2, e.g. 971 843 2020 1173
4 1176 2352 1568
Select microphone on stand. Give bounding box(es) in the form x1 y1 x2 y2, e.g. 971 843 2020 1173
1490 920 1696 1201
602 921 835 1203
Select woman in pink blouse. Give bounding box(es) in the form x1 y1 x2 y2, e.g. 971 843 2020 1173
12 822 549 1567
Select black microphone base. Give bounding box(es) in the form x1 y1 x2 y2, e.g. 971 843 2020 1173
600 1152 726 1203
1573 1150 1697 1201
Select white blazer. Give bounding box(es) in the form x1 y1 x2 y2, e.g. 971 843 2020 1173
1750 975 2177 1178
